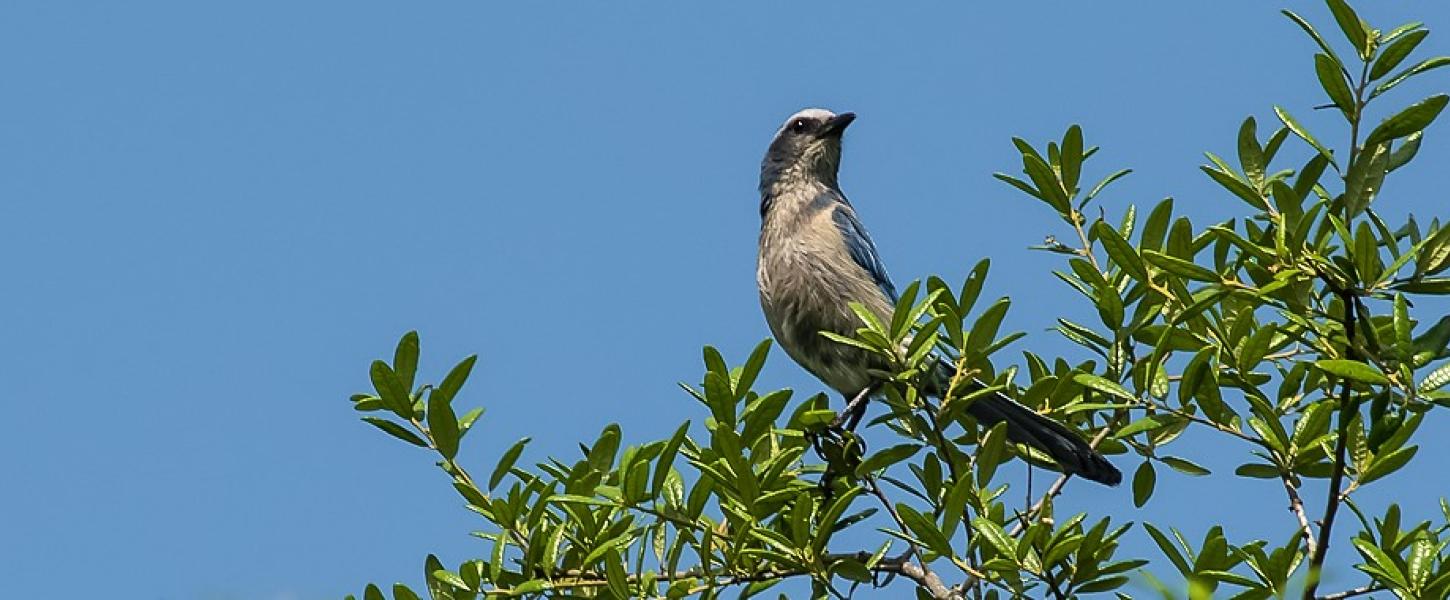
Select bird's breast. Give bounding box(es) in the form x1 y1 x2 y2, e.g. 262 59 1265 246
757 212 890 395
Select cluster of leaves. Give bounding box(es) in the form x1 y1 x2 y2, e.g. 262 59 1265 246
996 1 1450 598
345 2 1450 598
346 281 1143 600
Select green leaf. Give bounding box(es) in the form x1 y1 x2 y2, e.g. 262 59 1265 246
1413 315 1450 363
653 421 689 498
1360 446 1417 484
1374 57 1450 98
1143 522 1191 575
940 475 974 540
1352 538 1410 588
491 437 530 490
1235 463 1280 479
898 503 953 557
1363 95 1449 147
1095 282 1124 330
1143 249 1220 282
1282 10 1346 72
1381 22 1424 45
847 302 889 338
1201 166 1268 212
1200 570 1261 588
1419 361 1450 394
959 258 990 317
734 339 772 401
427 388 460 460
1393 293 1412 355
1160 456 1211 476
855 443 922 477
362 417 428 447
436 355 478 406
1116 416 1165 439
1022 153 1071 213
1093 221 1149 281
1074 373 1135 401
1315 359 1390 385
551 494 616 507
813 485 865 553
1237 117 1265 187
1061 125 1085 193
1238 324 1277 372
1343 142 1389 218
424 555 453 600
1274 106 1338 170
603 551 630 599
889 280 922 342
1132 461 1156 507
393 331 420 393
1372 30 1429 80
588 424 622 472
1388 131 1422 172
1325 0 1371 60
1140 197 1175 251
370 360 414 418
817 330 880 354
994 173 1043 201
702 345 728 376
431 570 470 592
966 298 1011 354
1314 53 1355 115
976 422 1008 484
511 580 547 597
798 409 838 429
1397 277 1450 295
457 406 484 439
1085 169 1133 204
393 584 422 600
972 517 1018 558
742 389 791 444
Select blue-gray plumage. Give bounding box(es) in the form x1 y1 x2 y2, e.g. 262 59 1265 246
756 108 1120 486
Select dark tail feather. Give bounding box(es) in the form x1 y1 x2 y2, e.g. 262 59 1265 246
961 383 1121 486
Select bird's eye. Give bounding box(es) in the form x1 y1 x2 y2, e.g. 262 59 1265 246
789 119 810 134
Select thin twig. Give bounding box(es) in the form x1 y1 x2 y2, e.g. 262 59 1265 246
866 476 965 600
1071 211 1102 272
1008 424 1113 537
1280 473 1317 558
1316 584 1384 600
1136 399 1262 445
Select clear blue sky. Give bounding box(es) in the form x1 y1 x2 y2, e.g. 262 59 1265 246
4 2 1448 599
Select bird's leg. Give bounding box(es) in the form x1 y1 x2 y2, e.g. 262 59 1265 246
813 387 875 496
831 386 874 431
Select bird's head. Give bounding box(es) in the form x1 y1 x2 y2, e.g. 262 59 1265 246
760 108 855 193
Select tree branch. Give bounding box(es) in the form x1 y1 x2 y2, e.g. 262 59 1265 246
1280 473 1317 559
516 551 952 596
1316 584 1384 600
1302 292 1359 599
866 476 964 600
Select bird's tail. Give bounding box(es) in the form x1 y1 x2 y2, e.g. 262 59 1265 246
936 370 1121 486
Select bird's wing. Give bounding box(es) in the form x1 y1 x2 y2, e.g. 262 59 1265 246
830 198 898 302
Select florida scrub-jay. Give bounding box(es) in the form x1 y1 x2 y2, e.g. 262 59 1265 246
756 108 1121 486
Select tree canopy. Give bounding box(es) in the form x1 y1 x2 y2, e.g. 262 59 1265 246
347 2 1450 598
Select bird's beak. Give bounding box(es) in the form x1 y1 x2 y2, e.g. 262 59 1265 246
819 112 856 138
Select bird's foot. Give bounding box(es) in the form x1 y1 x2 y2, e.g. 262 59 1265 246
829 386 874 431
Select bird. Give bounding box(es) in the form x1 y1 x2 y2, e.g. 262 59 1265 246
755 108 1121 486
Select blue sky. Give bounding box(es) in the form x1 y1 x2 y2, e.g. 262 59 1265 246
3 2 1449 598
